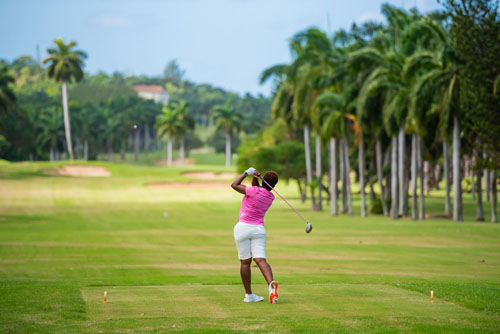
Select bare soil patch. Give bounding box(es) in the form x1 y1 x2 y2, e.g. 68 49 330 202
156 158 195 166
43 165 111 177
147 181 229 189
183 171 238 180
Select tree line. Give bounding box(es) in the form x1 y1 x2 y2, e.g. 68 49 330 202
0 46 271 163
242 0 499 223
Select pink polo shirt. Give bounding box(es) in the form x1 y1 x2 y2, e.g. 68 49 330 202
238 186 275 226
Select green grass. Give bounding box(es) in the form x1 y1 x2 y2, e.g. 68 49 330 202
0 161 499 333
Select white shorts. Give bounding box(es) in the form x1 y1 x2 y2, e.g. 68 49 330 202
233 222 266 260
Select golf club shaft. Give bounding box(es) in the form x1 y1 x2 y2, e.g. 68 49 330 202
258 175 309 225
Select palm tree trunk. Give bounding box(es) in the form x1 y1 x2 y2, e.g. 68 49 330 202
491 170 497 223
167 136 173 167
75 137 81 159
50 146 55 162
340 138 347 213
471 157 476 200
128 133 133 153
398 126 405 216
144 124 150 152
316 133 322 211
376 140 388 216
484 152 490 202
369 176 375 208
120 141 126 161
453 116 463 222
359 131 366 217
61 81 74 160
411 134 418 220
403 148 410 215
391 136 398 219
134 128 140 162
443 141 451 216
108 146 113 162
330 138 338 215
297 179 306 203
342 135 353 216
476 167 484 221
304 125 316 210
180 134 185 165
418 136 425 220
225 130 231 167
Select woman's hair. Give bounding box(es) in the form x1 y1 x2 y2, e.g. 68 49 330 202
263 171 278 191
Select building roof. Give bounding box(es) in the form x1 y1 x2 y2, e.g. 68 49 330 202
133 85 166 93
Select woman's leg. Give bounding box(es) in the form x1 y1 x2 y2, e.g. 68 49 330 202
253 258 273 285
240 258 253 294
234 223 253 294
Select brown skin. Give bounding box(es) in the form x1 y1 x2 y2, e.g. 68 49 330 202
231 170 274 295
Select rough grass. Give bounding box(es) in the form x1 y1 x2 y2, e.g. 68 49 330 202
0 161 499 333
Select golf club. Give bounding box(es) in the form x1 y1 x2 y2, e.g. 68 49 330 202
258 175 313 233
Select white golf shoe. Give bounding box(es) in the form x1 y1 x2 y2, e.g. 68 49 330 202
269 281 278 304
243 293 264 303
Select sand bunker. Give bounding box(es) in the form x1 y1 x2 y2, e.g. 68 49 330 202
156 158 195 166
183 171 237 180
44 165 111 177
147 181 230 189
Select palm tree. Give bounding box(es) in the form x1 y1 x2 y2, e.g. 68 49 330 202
36 107 65 161
261 40 319 210
404 17 462 221
73 103 97 161
97 105 121 162
212 98 241 167
0 66 16 111
156 105 181 166
350 43 405 219
315 89 358 216
175 100 195 165
43 38 87 160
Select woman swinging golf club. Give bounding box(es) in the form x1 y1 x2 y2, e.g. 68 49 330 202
231 167 279 304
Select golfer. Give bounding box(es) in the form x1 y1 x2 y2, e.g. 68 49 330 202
231 167 279 304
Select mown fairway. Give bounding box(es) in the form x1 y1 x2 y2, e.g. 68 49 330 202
1 160 499 333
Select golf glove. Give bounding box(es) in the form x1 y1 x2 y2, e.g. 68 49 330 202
245 167 256 176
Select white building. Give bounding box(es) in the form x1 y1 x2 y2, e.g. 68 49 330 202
133 85 169 105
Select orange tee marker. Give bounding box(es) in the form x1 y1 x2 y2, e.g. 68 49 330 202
430 291 434 303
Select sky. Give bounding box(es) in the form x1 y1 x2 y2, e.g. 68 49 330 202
0 0 441 96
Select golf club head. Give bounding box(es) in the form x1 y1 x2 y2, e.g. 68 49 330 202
305 222 312 233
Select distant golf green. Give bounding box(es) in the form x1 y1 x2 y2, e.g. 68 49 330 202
1 160 499 333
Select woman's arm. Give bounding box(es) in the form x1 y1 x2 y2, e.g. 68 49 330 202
231 173 247 194
252 170 261 187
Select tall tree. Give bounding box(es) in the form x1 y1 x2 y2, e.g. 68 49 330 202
36 107 65 161
43 38 87 160
156 105 181 166
443 0 500 171
0 66 16 110
212 98 241 167
175 99 195 165
315 90 357 216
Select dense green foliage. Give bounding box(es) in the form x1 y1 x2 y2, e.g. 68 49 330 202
0 56 271 162
254 2 498 222
443 0 500 169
